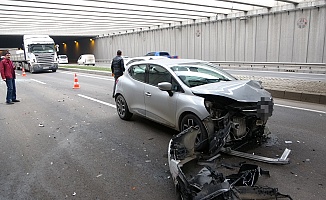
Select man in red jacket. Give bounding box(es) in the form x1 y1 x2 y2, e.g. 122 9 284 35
0 51 20 104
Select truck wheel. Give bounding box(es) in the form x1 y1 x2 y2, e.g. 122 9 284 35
52 69 57 72
29 65 34 73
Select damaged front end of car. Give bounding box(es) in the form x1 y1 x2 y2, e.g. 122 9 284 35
192 80 274 154
204 95 274 154
168 127 293 200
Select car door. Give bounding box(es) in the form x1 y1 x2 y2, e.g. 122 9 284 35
144 64 179 128
124 64 147 117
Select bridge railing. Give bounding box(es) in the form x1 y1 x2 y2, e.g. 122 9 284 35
96 59 111 63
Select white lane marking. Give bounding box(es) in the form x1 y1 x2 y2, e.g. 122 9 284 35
30 79 46 85
275 104 326 114
59 71 114 81
78 94 116 108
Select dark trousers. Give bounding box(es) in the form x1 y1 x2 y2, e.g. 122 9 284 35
5 78 16 103
112 75 121 97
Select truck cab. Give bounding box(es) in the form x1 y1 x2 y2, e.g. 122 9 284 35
23 35 59 73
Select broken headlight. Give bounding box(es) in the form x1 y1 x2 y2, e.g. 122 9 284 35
257 97 274 120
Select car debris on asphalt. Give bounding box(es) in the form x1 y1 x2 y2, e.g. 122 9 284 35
168 127 293 200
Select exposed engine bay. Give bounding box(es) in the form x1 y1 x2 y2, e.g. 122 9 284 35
168 127 293 200
200 95 274 154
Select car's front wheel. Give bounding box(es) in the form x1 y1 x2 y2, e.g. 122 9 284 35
116 95 133 120
180 113 208 151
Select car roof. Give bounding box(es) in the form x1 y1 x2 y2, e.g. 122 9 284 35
128 56 169 60
133 58 204 66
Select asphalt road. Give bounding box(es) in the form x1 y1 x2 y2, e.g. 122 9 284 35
0 70 325 200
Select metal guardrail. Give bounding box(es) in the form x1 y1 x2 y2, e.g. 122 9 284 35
209 61 326 74
95 59 326 74
96 59 111 63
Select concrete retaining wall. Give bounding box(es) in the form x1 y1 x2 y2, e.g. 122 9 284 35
94 1 326 65
267 89 326 104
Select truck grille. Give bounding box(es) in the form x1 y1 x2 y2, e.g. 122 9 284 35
35 53 54 63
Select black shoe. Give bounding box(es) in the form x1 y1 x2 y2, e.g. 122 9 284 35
12 100 20 102
6 101 14 104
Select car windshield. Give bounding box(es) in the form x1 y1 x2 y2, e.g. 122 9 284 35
170 62 237 88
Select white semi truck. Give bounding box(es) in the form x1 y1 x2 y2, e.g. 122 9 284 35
10 35 58 73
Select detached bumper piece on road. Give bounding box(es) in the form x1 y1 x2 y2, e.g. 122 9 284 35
168 127 293 200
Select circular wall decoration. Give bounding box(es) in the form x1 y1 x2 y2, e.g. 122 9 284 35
195 29 201 37
297 18 308 28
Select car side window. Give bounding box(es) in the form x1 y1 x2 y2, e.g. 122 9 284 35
171 77 183 92
129 64 146 83
148 64 172 87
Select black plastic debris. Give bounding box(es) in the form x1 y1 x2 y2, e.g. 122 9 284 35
168 127 293 200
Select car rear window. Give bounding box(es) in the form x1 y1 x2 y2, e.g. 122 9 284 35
126 59 144 66
159 52 170 56
146 52 155 56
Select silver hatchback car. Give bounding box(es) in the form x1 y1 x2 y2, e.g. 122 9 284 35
114 59 273 151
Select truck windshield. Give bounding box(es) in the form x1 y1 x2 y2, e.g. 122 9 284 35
29 44 55 53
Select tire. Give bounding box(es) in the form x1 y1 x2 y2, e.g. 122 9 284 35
116 95 133 120
29 64 34 73
52 69 57 72
180 113 208 151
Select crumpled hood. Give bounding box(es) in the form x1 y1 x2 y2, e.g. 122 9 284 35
191 80 271 102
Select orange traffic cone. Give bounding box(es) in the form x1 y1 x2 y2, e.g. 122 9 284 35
73 73 80 89
22 67 27 77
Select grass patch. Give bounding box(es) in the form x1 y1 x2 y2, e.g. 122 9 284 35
60 65 111 72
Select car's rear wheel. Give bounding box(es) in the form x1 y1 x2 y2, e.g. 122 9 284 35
116 95 133 120
180 114 208 151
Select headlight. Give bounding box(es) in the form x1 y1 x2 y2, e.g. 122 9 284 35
257 96 274 120
204 100 213 112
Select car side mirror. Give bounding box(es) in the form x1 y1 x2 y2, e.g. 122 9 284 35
158 82 173 96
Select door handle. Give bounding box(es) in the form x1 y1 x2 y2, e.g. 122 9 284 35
145 92 151 97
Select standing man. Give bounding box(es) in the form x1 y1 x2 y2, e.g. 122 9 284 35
0 51 20 104
111 50 125 98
